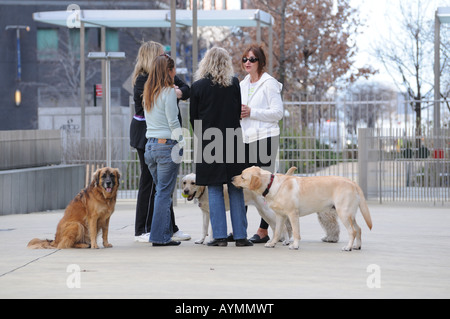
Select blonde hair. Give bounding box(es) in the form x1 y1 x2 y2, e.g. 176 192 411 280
194 47 234 87
132 41 164 85
143 55 175 112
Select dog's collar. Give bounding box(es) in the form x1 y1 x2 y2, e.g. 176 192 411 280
196 187 206 200
262 174 275 197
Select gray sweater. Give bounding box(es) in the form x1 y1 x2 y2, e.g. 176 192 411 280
144 87 183 143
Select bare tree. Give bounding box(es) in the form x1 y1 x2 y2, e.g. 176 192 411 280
222 0 375 98
373 0 435 135
345 82 398 133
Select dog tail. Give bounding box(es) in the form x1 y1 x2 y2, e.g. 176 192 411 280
356 185 372 230
286 166 297 176
27 238 56 249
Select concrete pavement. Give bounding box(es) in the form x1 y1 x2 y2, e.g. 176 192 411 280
0 199 449 299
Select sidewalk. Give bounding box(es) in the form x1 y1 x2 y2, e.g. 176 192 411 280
0 199 449 299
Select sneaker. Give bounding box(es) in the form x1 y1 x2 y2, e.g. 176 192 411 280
172 230 191 241
134 233 150 243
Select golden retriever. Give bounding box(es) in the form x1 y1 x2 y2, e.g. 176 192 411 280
232 166 372 251
27 167 120 249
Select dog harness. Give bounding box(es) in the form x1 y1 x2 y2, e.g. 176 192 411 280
262 174 275 197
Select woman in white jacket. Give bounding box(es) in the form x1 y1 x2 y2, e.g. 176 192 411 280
240 44 283 244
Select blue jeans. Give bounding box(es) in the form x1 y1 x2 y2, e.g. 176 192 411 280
144 138 181 244
208 183 248 240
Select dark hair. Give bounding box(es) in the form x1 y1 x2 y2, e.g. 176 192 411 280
241 44 267 76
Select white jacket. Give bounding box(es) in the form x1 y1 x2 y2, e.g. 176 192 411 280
240 72 284 143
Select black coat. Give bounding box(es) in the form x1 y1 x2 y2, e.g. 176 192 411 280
130 73 189 150
190 76 249 186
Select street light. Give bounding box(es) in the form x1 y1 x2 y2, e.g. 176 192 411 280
87 52 125 167
5 25 30 106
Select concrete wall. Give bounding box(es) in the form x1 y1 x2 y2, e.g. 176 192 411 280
38 106 131 139
0 129 86 215
0 164 86 215
0 130 61 170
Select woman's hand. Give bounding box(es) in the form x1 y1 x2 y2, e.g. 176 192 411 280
174 85 183 99
241 104 251 119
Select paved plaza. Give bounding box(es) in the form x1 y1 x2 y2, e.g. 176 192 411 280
0 199 449 299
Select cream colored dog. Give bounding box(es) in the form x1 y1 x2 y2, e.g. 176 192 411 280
231 166 372 251
182 167 341 245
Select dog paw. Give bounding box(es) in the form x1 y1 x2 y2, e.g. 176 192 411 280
103 243 113 248
195 238 205 244
341 246 352 251
289 243 299 250
264 242 276 248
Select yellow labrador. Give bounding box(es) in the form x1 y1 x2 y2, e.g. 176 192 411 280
182 167 340 245
232 166 372 251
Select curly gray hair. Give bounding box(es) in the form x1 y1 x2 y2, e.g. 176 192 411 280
194 47 234 87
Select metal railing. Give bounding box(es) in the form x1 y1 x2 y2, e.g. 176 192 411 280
61 97 450 205
359 128 449 205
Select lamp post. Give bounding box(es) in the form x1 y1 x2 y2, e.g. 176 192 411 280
5 25 30 106
87 52 126 167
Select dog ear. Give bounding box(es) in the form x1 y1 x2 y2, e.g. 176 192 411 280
197 185 205 196
249 176 262 191
91 168 101 187
114 168 121 181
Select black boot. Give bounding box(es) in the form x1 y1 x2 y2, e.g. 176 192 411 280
235 239 254 247
207 238 228 247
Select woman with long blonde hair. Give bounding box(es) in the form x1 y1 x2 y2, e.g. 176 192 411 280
130 41 190 244
132 41 163 86
190 47 252 247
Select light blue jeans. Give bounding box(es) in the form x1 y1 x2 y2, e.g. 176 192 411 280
208 183 248 240
144 138 181 244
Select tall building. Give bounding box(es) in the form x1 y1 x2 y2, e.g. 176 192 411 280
0 0 163 130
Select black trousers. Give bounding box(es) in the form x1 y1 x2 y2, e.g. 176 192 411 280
245 135 279 230
134 148 179 236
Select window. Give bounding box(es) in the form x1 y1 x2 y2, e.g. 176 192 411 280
68 29 88 59
69 29 80 52
37 29 58 60
106 29 119 52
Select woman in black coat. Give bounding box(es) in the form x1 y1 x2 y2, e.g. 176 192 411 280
189 47 252 247
130 41 190 242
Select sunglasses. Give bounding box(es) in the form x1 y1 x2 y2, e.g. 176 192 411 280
242 57 259 63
